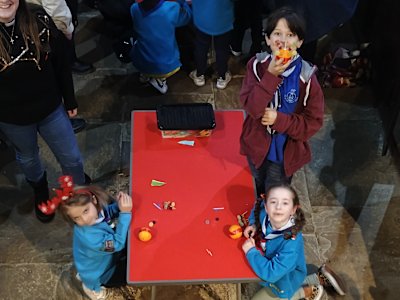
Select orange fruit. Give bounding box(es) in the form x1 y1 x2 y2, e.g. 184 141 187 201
138 228 152 242
229 224 243 239
275 48 293 64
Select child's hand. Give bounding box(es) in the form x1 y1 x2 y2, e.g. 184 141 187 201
117 192 132 213
261 108 277 126
267 55 292 77
242 237 256 254
244 225 256 238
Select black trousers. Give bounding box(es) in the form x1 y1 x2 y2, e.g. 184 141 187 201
231 0 264 56
247 156 292 196
103 247 128 288
97 0 135 43
194 28 231 78
64 0 79 61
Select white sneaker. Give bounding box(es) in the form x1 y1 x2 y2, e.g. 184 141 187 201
216 72 232 89
82 283 109 300
189 70 205 87
149 78 168 94
139 73 149 83
318 264 346 296
229 45 242 57
305 285 324 300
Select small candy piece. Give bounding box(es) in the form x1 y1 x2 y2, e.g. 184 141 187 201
163 201 176 210
237 211 249 228
213 207 224 211
153 202 162 210
163 201 170 210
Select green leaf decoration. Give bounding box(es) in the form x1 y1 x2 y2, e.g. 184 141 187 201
151 179 166 187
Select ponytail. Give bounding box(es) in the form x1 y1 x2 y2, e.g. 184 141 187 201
253 195 265 247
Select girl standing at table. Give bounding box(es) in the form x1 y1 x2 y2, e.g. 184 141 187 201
39 176 132 300
242 183 346 300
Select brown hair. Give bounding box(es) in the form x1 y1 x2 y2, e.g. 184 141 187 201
58 185 113 225
0 0 42 64
253 183 306 244
264 7 306 41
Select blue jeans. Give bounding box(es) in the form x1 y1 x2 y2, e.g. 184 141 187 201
247 156 292 196
0 105 85 184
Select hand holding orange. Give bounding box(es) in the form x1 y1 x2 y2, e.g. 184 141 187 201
275 47 297 64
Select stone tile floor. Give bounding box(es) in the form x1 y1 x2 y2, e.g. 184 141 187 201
0 4 399 300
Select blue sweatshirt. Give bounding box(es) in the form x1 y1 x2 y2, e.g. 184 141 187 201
247 202 307 298
191 0 234 35
73 202 132 292
130 0 192 76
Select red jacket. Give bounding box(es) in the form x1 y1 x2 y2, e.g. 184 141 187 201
240 54 324 176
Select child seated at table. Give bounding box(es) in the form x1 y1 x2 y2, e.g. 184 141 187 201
38 176 132 300
242 183 346 300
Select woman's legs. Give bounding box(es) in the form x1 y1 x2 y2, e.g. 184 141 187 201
0 121 51 221
38 105 85 185
1 106 85 221
0 122 44 182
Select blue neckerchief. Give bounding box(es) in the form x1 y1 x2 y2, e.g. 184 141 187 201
96 208 117 229
260 216 296 251
279 56 302 106
94 210 105 224
267 56 302 163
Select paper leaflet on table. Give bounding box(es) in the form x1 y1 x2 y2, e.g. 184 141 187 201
178 140 195 146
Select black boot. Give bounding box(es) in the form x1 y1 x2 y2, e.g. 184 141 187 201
70 118 87 134
27 172 55 223
71 60 95 75
84 173 92 185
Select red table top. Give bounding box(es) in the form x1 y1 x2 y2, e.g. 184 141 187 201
128 110 258 285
